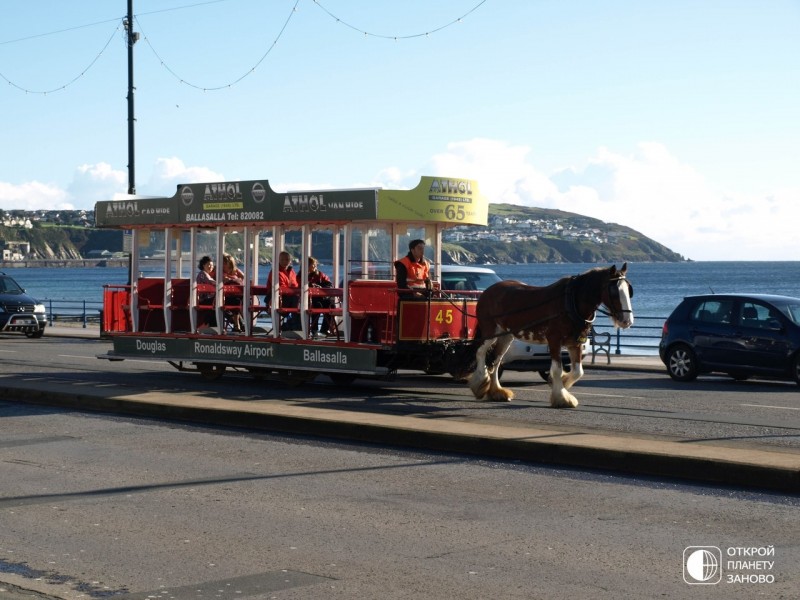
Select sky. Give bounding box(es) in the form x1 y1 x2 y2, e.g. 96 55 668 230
1 0 798 261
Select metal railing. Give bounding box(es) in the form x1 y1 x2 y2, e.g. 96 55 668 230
43 299 104 328
591 315 664 355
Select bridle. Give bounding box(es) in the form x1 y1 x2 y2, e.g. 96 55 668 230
599 275 633 322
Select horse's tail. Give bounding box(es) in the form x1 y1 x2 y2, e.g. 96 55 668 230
472 325 505 370
450 327 483 380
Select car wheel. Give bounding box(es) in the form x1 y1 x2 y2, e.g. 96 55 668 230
538 370 551 382
793 355 800 386
666 344 698 382
25 330 44 339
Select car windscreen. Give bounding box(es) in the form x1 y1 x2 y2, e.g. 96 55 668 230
774 301 800 325
0 277 24 294
441 271 502 291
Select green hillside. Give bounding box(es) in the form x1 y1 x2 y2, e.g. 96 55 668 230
1 204 686 264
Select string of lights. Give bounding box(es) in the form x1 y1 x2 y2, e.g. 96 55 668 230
134 0 300 91
311 0 488 40
0 16 120 46
0 0 489 95
0 22 121 95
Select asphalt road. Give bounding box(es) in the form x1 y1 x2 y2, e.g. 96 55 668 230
2 333 800 598
1 334 799 453
1 401 798 600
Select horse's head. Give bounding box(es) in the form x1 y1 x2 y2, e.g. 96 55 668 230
602 262 634 329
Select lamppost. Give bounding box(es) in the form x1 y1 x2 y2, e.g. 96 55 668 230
123 0 139 195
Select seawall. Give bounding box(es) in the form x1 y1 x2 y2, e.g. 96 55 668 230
0 259 129 269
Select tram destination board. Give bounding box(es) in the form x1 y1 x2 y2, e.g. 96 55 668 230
109 336 380 374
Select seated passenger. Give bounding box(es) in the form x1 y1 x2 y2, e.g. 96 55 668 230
394 239 431 297
195 255 216 327
266 251 300 329
300 256 334 336
221 253 245 331
222 253 244 285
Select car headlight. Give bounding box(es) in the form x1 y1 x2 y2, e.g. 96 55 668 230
34 304 46 314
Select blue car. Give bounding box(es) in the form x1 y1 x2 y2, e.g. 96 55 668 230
0 272 47 338
659 293 800 384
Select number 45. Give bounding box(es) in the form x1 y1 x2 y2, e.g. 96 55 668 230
435 309 454 324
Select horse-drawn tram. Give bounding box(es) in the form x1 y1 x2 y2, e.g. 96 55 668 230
96 176 488 384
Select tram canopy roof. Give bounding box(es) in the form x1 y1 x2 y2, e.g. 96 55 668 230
94 176 487 228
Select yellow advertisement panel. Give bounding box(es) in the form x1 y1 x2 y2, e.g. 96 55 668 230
377 177 488 226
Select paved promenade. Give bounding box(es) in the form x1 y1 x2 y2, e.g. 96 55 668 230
5 324 798 494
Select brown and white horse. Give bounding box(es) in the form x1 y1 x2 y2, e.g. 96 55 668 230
468 263 634 408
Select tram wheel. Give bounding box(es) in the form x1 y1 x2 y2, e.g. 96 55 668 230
328 373 358 386
274 369 318 386
198 363 226 381
247 367 271 380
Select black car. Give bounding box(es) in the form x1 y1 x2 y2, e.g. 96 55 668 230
659 293 800 384
0 273 47 338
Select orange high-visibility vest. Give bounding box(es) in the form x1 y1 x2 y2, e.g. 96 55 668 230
397 255 430 288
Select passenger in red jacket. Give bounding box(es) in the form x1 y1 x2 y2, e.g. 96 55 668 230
301 256 334 335
266 251 299 329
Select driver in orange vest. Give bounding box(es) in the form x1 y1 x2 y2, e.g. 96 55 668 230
394 239 431 295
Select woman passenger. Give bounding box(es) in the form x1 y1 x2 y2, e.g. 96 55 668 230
221 254 245 331
196 256 216 327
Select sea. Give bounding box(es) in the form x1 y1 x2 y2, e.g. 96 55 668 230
15 261 800 319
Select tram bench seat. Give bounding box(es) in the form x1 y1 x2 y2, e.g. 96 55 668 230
347 279 398 317
308 287 343 338
169 279 190 308
136 277 166 331
168 279 191 332
248 285 270 318
347 280 397 343
195 283 217 329
247 286 303 332
221 283 245 332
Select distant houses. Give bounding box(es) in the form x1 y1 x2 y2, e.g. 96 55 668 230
444 215 609 246
1 209 93 228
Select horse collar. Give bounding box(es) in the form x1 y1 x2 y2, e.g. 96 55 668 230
564 277 593 340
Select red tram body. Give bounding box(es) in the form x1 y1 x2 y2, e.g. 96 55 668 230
95 177 487 383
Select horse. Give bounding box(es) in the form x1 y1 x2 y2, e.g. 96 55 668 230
468 263 634 408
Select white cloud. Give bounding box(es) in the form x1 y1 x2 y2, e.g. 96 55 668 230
146 157 224 193
426 138 800 261
0 158 224 210
2 146 797 261
428 138 557 205
0 180 72 210
69 162 128 205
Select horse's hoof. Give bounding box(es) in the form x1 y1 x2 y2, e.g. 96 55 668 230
551 390 579 408
488 388 514 402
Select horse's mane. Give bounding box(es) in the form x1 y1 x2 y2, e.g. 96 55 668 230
535 265 613 296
